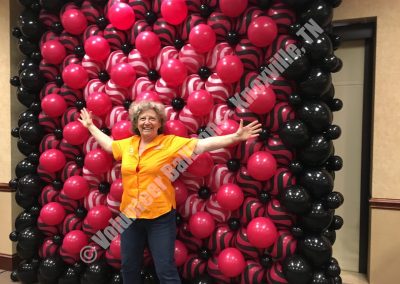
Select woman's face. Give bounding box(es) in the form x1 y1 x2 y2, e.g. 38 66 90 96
137 109 161 139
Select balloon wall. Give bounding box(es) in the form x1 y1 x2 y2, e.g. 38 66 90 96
9 0 344 283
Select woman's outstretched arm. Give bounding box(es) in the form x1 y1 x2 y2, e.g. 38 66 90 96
78 108 114 153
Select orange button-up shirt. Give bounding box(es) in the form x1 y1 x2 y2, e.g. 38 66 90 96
112 134 198 219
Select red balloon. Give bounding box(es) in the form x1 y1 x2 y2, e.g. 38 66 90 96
188 24 216 53
84 148 113 175
216 183 244 210
136 91 162 103
187 152 214 177
109 235 121 258
86 92 112 116
62 230 89 254
111 120 133 140
175 240 188 266
189 211 215 239
110 63 136 87
63 176 89 200
164 120 188 137
218 248 246 277
187 90 214 116
110 179 123 201
61 9 88 35
173 179 188 206
220 0 248 17
216 55 244 83
161 0 188 25
41 40 66 64
247 151 277 181
84 35 111 61
217 119 239 136
63 121 90 145
248 85 277 114
62 64 89 89
247 217 278 248
40 202 66 225
108 2 136 30
160 59 188 87
135 31 161 58
39 149 66 172
41 94 67 117
247 16 278 47
85 205 113 230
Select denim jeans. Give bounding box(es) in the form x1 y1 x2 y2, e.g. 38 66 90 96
120 209 181 284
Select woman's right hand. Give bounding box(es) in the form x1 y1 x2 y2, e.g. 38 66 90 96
78 108 93 128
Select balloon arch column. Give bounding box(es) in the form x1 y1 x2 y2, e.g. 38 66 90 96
9 0 344 283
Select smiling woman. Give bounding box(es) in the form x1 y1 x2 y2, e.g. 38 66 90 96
78 100 261 283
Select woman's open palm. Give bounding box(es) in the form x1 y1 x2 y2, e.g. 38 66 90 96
78 108 93 128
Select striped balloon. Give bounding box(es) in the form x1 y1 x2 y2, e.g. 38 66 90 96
264 167 295 197
265 199 296 230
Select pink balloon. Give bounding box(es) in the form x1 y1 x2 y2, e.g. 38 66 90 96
187 152 214 177
160 59 188 87
173 179 188 206
40 202 66 225
86 92 112 116
247 16 278 47
84 35 111 61
110 63 136 87
39 149 66 172
187 90 214 116
189 211 215 239
108 3 136 30
189 24 216 53
161 0 188 25
247 151 277 181
164 120 188 137
111 120 133 140
217 119 239 136
62 230 89 254
41 94 67 117
135 31 161 58
248 85 276 114
62 64 89 89
63 121 90 145
216 55 244 83
61 9 88 35
63 176 89 200
84 149 113 175
136 91 162 103
247 217 278 248
216 183 244 210
41 40 66 64
109 235 121 258
218 248 246 277
85 205 113 230
220 0 248 17
175 240 188 266
110 179 123 201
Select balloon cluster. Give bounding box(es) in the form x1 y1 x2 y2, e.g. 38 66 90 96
10 0 344 283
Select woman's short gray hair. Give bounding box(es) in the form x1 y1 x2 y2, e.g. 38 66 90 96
129 100 166 135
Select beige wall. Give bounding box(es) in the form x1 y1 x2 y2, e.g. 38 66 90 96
334 1 400 284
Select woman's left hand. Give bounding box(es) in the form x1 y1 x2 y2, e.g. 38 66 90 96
235 119 263 141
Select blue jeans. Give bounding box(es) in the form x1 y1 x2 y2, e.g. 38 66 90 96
121 209 181 284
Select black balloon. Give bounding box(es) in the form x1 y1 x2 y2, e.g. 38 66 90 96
325 155 343 171
322 55 342 73
332 276 342 284
18 110 38 126
320 84 335 104
15 158 37 178
279 120 310 148
283 255 313 284
228 218 241 231
15 189 36 209
17 261 38 284
289 160 304 175
15 211 36 232
10 270 19 282
297 101 333 133
19 68 44 92
40 0 65 12
329 215 344 230
17 86 38 108
9 178 19 189
19 122 43 145
300 202 334 233
19 58 38 73
280 185 312 214
110 272 122 284
11 127 20 138
27 152 40 164
282 0 312 7
325 192 344 209
18 174 43 196
283 53 310 80
311 271 332 284
300 68 332 99
299 169 334 199
18 36 38 56
288 93 302 107
300 0 333 28
17 139 37 156
18 226 42 250
198 186 211 199
17 242 38 260
191 275 215 284
19 17 43 41
324 125 341 140
326 259 341 277
299 135 333 167
291 226 304 238
299 236 332 267
39 257 65 281
329 98 343 112
303 33 333 62
9 231 19 242
227 159 241 171
82 261 110 284
258 126 270 142
322 228 337 245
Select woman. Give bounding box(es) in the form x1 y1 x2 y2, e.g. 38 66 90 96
79 100 261 284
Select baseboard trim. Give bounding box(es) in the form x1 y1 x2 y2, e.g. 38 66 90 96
370 198 400 210
0 183 14 192
0 253 19 271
